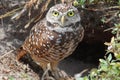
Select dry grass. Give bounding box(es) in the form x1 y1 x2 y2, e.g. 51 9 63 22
0 50 40 80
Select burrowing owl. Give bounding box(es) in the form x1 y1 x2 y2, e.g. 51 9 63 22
17 3 84 79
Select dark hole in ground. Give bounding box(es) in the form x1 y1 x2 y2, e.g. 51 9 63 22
72 41 106 63
59 41 106 76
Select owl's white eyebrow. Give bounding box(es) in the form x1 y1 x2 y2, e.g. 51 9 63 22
52 9 58 12
68 9 74 12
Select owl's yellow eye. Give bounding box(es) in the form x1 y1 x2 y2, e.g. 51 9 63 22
52 11 59 17
67 11 75 17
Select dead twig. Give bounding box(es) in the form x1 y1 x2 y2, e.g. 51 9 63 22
11 0 42 20
0 7 22 19
0 50 14 60
104 11 120 23
74 69 88 78
34 0 51 22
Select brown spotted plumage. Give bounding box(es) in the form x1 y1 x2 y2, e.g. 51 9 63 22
17 3 84 79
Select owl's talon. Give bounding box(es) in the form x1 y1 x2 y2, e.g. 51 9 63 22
51 69 70 80
41 68 50 80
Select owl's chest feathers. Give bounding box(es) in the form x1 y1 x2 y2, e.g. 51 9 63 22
45 26 81 52
46 29 81 60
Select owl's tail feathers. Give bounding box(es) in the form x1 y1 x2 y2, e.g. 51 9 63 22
16 47 27 61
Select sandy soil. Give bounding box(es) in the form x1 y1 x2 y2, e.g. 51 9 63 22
0 51 40 80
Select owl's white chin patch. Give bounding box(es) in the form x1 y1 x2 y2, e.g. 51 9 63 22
47 26 74 33
45 21 80 33
50 25 81 33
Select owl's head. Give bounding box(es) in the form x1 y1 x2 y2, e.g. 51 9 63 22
46 4 80 27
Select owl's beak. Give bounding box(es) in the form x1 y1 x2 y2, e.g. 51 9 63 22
61 16 65 26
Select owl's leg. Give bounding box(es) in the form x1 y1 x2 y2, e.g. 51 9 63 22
51 62 73 80
51 62 67 80
40 63 54 80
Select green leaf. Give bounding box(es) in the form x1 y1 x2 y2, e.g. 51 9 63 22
99 59 107 64
89 0 94 3
79 0 85 5
116 43 120 48
115 54 120 59
107 54 112 62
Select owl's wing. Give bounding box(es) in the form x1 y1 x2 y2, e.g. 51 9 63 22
16 20 45 60
22 19 55 59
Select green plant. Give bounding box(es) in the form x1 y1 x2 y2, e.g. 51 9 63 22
105 23 120 59
76 54 120 80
